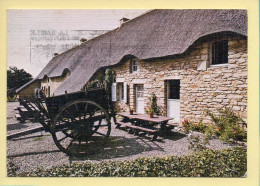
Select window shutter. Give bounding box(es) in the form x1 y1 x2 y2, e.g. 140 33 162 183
111 83 117 102
123 82 127 103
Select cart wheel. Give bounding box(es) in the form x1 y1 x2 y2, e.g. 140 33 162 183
51 100 111 157
7 92 17 102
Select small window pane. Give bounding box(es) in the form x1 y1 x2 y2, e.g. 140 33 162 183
132 60 138 72
136 85 144 98
168 80 180 99
212 40 228 65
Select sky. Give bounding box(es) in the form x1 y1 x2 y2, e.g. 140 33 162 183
7 9 149 77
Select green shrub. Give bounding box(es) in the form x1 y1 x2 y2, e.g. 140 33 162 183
182 119 193 133
192 121 208 133
7 158 19 177
16 147 246 177
206 108 247 142
182 120 208 134
204 123 218 139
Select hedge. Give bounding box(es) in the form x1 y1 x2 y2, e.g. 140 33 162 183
17 147 246 177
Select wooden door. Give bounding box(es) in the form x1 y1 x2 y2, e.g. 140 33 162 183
135 85 144 114
167 80 180 122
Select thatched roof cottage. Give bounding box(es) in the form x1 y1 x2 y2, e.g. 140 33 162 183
17 9 247 123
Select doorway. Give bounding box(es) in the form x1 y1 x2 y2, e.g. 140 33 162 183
167 80 180 122
135 84 144 114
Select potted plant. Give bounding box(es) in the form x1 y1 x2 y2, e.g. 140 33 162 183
147 106 154 118
128 105 134 115
146 93 161 118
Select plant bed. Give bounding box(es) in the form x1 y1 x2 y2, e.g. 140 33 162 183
182 108 247 144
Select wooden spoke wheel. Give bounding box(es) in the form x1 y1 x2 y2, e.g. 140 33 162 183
7 90 17 102
51 100 111 157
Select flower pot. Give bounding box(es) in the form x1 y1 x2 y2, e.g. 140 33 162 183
130 110 134 115
149 113 154 118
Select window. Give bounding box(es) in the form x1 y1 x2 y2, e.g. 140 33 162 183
168 80 180 99
118 83 124 101
132 60 138 72
48 86 50 97
111 83 117 102
136 85 144 98
112 82 128 103
211 40 228 65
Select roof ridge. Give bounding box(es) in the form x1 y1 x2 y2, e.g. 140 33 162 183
51 9 155 59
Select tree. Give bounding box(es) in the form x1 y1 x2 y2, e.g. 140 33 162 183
7 66 33 89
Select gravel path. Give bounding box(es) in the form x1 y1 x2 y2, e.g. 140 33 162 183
7 102 237 175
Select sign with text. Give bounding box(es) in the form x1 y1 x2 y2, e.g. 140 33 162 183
30 29 108 69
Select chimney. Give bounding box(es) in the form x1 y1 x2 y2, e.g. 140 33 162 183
120 17 130 26
53 53 59 57
80 38 87 43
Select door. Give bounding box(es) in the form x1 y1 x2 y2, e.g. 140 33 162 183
167 80 180 122
135 85 144 114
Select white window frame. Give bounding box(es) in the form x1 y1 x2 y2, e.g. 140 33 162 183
136 84 144 99
118 83 124 101
209 39 229 66
132 59 138 72
123 82 127 103
111 83 117 102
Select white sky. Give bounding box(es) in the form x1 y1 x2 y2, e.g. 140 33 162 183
7 9 149 77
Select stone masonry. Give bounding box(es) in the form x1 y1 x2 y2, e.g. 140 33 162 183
41 71 70 97
18 81 40 100
112 35 247 124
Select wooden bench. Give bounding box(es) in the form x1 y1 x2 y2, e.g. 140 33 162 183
158 122 178 135
20 107 28 112
165 122 178 128
16 100 43 122
116 120 159 141
15 105 32 122
15 113 21 120
15 108 26 122
14 106 23 110
116 120 137 132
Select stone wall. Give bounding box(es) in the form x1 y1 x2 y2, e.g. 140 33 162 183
18 81 40 100
41 71 70 97
112 35 247 124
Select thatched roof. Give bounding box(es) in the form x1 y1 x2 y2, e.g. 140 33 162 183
17 9 247 95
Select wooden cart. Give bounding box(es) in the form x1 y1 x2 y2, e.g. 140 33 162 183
15 79 115 157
